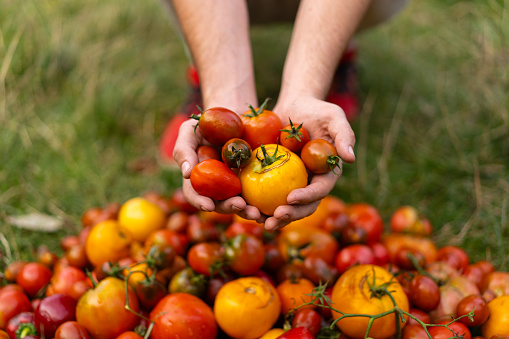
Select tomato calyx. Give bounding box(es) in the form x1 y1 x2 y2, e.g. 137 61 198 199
280 118 305 142
16 323 38 339
327 155 343 175
226 145 251 168
243 98 270 118
256 144 285 168
190 105 204 133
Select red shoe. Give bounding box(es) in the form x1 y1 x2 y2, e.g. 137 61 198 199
158 65 202 167
325 43 359 122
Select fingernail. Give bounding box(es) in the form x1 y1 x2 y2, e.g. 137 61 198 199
348 146 355 156
289 200 300 205
200 205 211 212
181 161 190 175
232 205 242 211
278 214 289 221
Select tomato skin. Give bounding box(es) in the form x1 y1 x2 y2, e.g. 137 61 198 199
331 265 409 339
409 274 441 312
382 233 438 266
278 227 339 265
390 206 433 236
301 139 341 174
240 144 308 216
196 107 244 146
76 277 140 339
116 332 143 339
241 103 283 150
118 197 167 243
55 321 90 339
346 203 384 246
190 159 242 200
16 263 52 298
436 246 470 272
150 293 217 339
279 120 310 154
214 277 281 339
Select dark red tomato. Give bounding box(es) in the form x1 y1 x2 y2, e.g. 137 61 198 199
296 255 339 286
205 273 235 305
300 139 342 174
221 138 252 168
190 159 242 201
65 244 89 269
224 221 264 240
225 234 265 276
187 242 224 277
186 214 220 243
279 118 310 154
407 308 431 326
321 211 349 239
149 293 217 339
409 274 440 312
334 244 375 274
169 268 206 297
132 276 167 310
395 247 426 270
291 309 322 337
241 99 283 149
262 243 285 273
145 244 177 270
144 229 189 257
340 224 368 245
346 203 384 245
197 145 221 162
402 324 429 339
6 312 34 339
55 321 90 339
16 262 52 298
370 242 390 266
456 295 489 327
436 246 470 272
35 294 77 338
428 321 471 339
192 106 244 146
276 327 315 339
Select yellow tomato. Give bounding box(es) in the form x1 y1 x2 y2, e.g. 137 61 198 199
85 220 133 267
258 328 285 339
118 197 166 242
287 195 346 229
240 144 308 216
331 265 409 339
481 295 509 337
214 277 281 339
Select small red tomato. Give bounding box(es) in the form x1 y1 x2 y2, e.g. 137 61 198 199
334 244 375 274
276 327 315 339
55 321 90 339
409 274 440 312
279 118 310 154
428 320 471 339
301 139 342 174
436 245 470 272
190 159 242 200
16 262 53 298
456 295 489 327
291 309 322 337
224 234 265 276
221 138 252 168
0 288 32 329
191 107 244 146
197 145 221 162
241 98 283 149
187 242 224 277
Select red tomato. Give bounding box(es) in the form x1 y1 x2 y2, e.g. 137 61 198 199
276 327 315 339
192 106 244 146
334 244 375 274
291 309 322 337
116 332 143 339
46 265 87 297
428 321 471 339
279 118 310 154
409 274 441 312
6 312 34 339
35 294 77 338
278 227 339 265
186 214 220 243
296 255 339 286
197 145 221 162
390 206 433 236
190 159 241 200
221 138 252 168
224 221 264 240
300 139 342 174
224 234 266 276
187 242 224 277
346 203 384 245
407 308 431 326
170 188 199 213
144 229 188 257
150 293 217 339
436 246 469 272
402 324 429 339
241 99 283 149
16 263 52 298
456 295 489 327
55 321 90 339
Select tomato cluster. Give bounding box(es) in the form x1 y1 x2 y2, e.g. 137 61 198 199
189 101 343 215
1 191 508 339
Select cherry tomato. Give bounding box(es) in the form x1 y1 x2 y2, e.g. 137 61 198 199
197 145 221 162
84 220 133 267
301 139 342 174
241 98 283 149
190 159 242 200
224 234 266 276
187 242 224 277
144 229 188 256
224 221 264 240
116 332 143 339
295 255 339 286
279 118 310 154
456 295 489 327
55 321 91 339
390 206 433 236
65 244 89 269
35 294 77 338
168 267 206 297
186 214 220 243
334 244 375 274
276 327 315 339
16 262 52 298
221 138 252 168
131 276 167 310
437 245 470 272
46 265 87 297
346 203 384 246
428 320 471 339
409 274 441 312
192 106 244 146
401 324 428 339
291 309 322 337
407 308 431 326
277 278 316 315
278 227 339 265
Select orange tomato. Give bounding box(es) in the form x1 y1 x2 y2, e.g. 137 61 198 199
116 331 143 339
276 277 316 315
331 264 409 339
481 295 509 337
259 328 285 339
381 233 437 266
214 277 281 339
277 226 339 264
84 220 133 267
118 197 166 242
287 195 346 229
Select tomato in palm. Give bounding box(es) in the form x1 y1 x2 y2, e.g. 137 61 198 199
300 139 342 174
279 118 310 154
76 277 140 339
55 321 90 339
150 293 217 339
192 106 244 146
190 159 242 200
214 277 281 339
331 265 409 339
241 99 283 149
16 262 52 298
187 242 224 277
221 138 252 168
197 145 221 162
240 144 308 216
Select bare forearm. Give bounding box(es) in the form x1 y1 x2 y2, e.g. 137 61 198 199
279 0 370 101
170 0 257 111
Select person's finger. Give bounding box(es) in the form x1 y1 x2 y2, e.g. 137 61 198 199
328 114 356 164
264 200 321 231
182 178 215 212
173 119 201 178
214 196 247 214
287 171 338 205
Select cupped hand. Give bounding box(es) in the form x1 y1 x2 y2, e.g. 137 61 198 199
263 96 356 231
173 118 263 222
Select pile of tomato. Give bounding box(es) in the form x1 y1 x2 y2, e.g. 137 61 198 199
188 100 341 214
1 189 509 339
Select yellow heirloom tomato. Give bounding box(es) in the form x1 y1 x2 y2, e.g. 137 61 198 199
240 144 308 216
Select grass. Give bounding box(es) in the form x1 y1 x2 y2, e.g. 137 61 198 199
1 0 508 269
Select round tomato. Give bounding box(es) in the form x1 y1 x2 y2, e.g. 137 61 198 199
16 262 52 298
334 244 375 274
224 234 265 276
197 145 221 162
301 139 342 174
436 246 470 272
55 321 90 339
187 242 224 277
190 159 242 201
144 229 188 257
214 277 281 339
222 138 252 168
277 278 316 315
84 220 133 267
331 264 409 339
168 267 206 297
116 332 143 339
346 203 384 246
456 295 489 327
291 309 322 337
240 144 308 216
150 293 217 339
279 118 310 154
382 233 438 266
278 226 339 265
192 106 244 146
118 197 166 243
0 287 32 329
241 99 283 149
409 274 440 312
390 206 433 236
35 294 77 338
481 295 509 337
76 277 140 339
428 320 471 339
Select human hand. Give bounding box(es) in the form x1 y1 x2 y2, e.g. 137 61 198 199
263 95 356 231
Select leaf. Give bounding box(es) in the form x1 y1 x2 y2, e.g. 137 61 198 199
7 213 63 232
